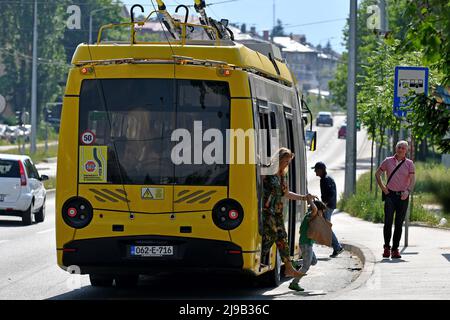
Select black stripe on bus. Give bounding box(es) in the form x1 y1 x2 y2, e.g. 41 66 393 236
64 94 79 98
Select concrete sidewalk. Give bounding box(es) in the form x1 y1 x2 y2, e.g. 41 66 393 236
328 211 450 300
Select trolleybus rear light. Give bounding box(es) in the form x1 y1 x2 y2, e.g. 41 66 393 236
228 250 241 254
212 199 244 231
228 210 239 220
218 68 233 77
62 197 93 229
80 67 94 75
67 207 77 218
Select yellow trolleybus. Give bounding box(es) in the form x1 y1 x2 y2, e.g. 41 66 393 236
56 0 315 287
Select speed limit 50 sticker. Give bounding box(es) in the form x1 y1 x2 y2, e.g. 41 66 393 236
81 130 96 145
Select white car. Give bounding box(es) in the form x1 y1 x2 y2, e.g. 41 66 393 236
0 154 48 225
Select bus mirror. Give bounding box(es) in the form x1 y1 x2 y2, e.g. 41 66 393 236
305 130 317 151
302 114 308 125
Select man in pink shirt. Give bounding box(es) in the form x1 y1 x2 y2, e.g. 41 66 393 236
375 140 416 259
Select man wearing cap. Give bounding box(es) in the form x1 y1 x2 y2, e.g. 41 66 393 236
312 162 344 258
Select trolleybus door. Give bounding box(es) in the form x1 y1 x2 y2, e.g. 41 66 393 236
284 108 298 256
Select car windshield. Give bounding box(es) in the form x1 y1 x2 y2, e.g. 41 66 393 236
0 159 20 178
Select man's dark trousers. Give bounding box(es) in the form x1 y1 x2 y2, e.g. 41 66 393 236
384 192 409 250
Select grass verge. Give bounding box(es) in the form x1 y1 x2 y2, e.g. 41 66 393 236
338 165 449 228
1 144 58 164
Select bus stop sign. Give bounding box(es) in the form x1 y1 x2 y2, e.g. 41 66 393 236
393 66 429 117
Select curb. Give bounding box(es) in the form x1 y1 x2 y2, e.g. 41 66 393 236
326 241 376 299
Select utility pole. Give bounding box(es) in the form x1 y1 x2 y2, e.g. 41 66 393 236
344 0 357 198
273 0 276 30
30 0 38 154
379 0 388 35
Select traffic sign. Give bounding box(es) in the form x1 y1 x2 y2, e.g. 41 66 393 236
393 66 429 117
81 130 96 145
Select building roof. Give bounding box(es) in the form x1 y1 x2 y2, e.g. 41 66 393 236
273 37 316 53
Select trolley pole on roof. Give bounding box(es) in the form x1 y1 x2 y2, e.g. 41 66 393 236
30 0 38 154
344 0 357 198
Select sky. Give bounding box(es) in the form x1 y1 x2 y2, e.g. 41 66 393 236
120 0 350 53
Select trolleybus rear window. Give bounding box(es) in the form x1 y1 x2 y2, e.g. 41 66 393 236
79 79 230 186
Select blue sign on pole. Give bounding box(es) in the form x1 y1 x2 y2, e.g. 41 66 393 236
393 66 429 117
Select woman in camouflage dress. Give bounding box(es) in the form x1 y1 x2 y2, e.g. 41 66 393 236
262 148 313 278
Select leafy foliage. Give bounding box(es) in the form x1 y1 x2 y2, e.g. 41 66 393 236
406 94 450 153
0 0 126 125
399 0 450 85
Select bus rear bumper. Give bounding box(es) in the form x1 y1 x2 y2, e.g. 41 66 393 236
61 235 245 275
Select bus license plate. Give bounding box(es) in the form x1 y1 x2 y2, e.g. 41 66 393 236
130 245 174 257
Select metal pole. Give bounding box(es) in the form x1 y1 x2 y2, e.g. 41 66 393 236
45 105 48 153
273 0 276 30
404 131 414 247
30 0 38 154
379 0 388 34
344 0 357 198
89 12 93 44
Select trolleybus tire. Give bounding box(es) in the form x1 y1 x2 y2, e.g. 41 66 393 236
260 250 281 287
89 274 114 287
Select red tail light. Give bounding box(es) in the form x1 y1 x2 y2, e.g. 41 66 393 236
18 161 27 186
228 210 239 220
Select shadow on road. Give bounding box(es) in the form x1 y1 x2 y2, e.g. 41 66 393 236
379 259 408 264
0 220 27 228
47 272 277 300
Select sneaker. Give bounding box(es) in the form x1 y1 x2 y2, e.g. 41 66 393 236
382 245 391 258
330 247 344 258
391 249 402 259
288 282 305 292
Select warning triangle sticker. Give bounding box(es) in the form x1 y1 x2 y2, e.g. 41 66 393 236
142 188 154 199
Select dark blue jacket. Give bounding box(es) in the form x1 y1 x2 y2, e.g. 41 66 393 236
320 174 337 209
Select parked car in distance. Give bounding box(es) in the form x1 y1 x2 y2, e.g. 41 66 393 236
343 118 361 131
0 154 48 225
316 111 333 127
0 124 7 140
338 124 347 139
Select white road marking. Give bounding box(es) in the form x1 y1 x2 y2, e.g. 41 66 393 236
37 228 54 235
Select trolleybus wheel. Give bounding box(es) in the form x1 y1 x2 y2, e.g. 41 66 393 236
261 249 281 287
89 274 114 287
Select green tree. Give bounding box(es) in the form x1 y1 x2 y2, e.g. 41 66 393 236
271 19 285 38
399 0 450 85
328 0 411 109
0 1 68 124
62 0 128 63
0 0 126 126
